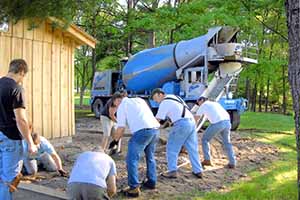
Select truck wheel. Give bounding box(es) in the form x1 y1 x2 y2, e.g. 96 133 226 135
229 110 240 131
93 99 103 119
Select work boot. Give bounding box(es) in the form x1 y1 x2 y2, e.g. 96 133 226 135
201 160 212 166
161 171 177 179
122 186 140 198
9 173 22 192
192 172 203 179
141 179 156 190
226 164 236 169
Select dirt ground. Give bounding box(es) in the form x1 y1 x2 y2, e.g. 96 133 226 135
20 116 279 200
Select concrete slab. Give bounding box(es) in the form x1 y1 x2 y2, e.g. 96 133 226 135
14 182 68 200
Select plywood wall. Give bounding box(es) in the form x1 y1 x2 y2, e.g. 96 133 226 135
0 20 75 139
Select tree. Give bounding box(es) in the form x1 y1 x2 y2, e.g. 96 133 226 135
285 0 300 198
0 0 78 26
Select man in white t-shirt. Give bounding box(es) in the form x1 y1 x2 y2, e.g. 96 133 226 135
67 147 117 199
195 96 236 169
151 88 203 179
111 93 160 198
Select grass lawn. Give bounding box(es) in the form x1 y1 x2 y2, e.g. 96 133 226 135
74 95 90 106
190 112 296 200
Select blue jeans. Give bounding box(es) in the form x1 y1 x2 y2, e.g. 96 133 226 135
202 120 236 165
126 128 159 189
0 132 23 200
167 118 203 173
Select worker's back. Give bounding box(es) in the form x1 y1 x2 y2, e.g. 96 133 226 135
68 151 116 189
197 101 230 124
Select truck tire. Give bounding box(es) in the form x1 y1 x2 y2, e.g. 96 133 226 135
92 99 103 119
229 110 240 131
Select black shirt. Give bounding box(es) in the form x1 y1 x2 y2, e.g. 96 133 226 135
0 77 26 140
101 98 114 120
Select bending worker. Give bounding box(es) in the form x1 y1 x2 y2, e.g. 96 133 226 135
151 88 203 179
195 96 236 169
22 132 67 176
111 93 160 198
100 92 122 155
67 147 117 199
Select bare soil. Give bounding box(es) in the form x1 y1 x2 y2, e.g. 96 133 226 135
21 116 279 200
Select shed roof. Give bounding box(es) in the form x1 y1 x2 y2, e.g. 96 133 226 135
48 17 97 48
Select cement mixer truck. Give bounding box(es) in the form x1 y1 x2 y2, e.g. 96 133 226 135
90 26 258 130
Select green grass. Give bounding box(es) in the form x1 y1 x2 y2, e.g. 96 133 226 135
74 95 90 106
188 111 297 200
75 108 94 118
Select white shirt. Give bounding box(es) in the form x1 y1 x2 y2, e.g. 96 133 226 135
196 101 230 124
68 151 116 188
156 94 194 123
117 97 160 133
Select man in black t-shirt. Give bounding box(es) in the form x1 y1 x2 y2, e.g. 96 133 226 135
0 59 37 199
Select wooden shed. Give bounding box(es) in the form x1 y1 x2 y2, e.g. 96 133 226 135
0 18 96 139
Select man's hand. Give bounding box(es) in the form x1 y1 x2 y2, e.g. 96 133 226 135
28 143 38 155
58 169 68 177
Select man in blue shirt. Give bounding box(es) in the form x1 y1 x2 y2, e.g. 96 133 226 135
22 132 67 176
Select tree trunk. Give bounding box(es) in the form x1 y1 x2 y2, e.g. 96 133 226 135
91 48 96 86
245 77 251 101
285 0 300 197
126 0 134 56
258 87 263 112
76 75 80 94
148 30 156 48
282 64 287 114
79 62 87 108
265 78 270 112
251 82 257 112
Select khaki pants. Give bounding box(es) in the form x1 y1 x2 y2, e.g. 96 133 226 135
67 182 110 200
100 116 121 152
100 116 116 137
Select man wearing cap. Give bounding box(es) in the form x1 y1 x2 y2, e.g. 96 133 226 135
151 88 203 179
111 93 160 197
195 97 236 169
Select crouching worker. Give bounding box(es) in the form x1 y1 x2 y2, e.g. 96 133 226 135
22 132 67 176
110 93 160 197
67 147 117 200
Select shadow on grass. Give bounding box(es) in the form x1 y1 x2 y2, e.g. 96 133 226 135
178 130 297 200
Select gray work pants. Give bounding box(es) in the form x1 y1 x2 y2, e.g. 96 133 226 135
23 153 57 175
67 182 110 200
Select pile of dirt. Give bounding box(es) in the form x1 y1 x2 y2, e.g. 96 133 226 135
21 116 279 199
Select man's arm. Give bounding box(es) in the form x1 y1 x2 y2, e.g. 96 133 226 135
51 152 64 171
14 108 37 154
109 106 117 122
106 175 117 197
112 127 125 141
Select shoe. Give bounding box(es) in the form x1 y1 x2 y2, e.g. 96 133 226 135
141 179 156 190
192 172 203 179
201 160 212 166
161 171 177 179
122 186 140 198
226 164 236 169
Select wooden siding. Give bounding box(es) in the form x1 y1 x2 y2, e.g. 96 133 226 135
0 20 76 139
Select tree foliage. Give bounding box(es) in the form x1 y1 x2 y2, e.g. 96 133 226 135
0 0 291 111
